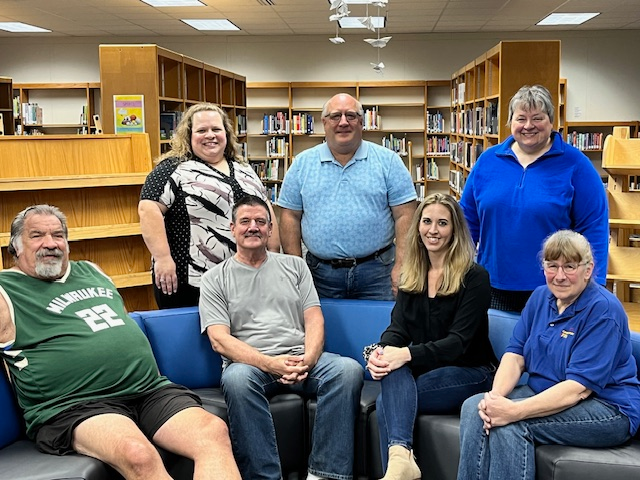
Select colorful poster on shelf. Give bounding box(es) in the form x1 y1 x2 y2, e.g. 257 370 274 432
113 95 145 134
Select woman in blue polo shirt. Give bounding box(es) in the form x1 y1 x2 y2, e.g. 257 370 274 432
457 230 640 480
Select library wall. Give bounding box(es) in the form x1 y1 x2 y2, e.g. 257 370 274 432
0 30 638 122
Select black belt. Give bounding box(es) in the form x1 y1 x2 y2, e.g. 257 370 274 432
317 244 393 269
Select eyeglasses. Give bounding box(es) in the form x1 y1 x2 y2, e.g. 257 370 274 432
324 111 361 124
542 261 589 275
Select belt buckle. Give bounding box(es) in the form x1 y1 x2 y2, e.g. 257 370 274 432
330 258 357 268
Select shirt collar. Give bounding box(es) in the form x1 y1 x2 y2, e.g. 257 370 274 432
320 140 368 166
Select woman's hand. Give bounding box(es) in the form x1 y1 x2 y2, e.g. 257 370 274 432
366 347 390 380
366 346 411 380
154 256 178 295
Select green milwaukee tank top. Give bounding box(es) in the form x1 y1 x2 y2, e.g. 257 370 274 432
0 261 169 438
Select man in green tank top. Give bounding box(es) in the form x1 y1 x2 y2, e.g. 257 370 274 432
0 205 240 480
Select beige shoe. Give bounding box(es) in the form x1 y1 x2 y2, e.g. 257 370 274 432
380 445 421 480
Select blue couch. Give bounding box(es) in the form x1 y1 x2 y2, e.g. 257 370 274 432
2 301 640 480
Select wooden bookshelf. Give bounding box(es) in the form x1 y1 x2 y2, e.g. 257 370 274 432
566 121 640 180
0 133 156 312
246 80 452 202
99 44 246 161
603 127 640 326
13 82 100 136
0 77 13 135
449 40 561 198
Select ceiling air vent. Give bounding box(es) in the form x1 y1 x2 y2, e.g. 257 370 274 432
256 0 276 5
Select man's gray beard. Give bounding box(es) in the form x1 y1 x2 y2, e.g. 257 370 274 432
35 258 64 279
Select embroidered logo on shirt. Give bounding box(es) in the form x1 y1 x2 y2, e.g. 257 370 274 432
560 329 575 339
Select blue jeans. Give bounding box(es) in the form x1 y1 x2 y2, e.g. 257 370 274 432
457 385 631 480
220 352 364 480
306 246 395 301
376 364 495 471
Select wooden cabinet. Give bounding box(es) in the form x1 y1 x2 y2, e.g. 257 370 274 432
0 133 155 311
603 127 640 328
449 40 561 198
12 82 100 136
99 44 246 161
246 80 452 202
566 121 639 180
0 77 14 135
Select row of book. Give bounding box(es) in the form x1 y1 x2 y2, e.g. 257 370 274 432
567 131 604 150
236 114 247 136
262 112 289 135
250 158 280 181
629 175 639 191
451 140 483 170
20 102 44 125
381 134 408 156
427 136 450 154
291 113 315 134
160 111 184 140
363 107 381 130
427 110 446 133
266 184 279 203
449 169 466 194
451 103 498 136
414 159 443 182
266 137 288 157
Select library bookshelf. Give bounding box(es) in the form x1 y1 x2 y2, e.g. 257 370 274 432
0 133 156 312
602 127 640 326
0 77 13 135
449 40 561 198
246 80 452 202
99 44 246 162
566 121 640 180
12 82 100 136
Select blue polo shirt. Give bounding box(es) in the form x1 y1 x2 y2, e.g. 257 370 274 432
507 282 640 435
278 140 416 259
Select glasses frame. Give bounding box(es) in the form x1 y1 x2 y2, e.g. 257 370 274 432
323 111 362 124
542 260 589 275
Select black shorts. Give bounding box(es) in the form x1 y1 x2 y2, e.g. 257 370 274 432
35 384 202 455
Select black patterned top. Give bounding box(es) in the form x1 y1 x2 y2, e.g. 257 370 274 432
140 156 268 288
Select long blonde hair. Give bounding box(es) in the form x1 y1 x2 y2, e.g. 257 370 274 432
157 103 245 165
399 193 475 295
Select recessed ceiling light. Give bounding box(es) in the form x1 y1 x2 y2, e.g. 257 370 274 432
537 12 599 26
0 22 51 33
339 16 385 29
182 19 240 31
141 0 205 6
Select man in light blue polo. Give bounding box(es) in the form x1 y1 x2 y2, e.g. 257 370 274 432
278 93 417 300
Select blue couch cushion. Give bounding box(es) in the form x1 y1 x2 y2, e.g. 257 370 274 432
0 369 22 449
132 307 223 389
320 298 394 377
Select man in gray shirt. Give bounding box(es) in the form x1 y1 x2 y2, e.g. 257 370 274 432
199 195 364 480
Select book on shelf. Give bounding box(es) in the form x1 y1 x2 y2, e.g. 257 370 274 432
427 159 439 180
22 102 43 125
449 169 465 194
251 158 280 181
160 111 183 140
266 137 287 157
484 102 498 134
415 163 424 182
427 110 445 133
262 111 289 135
415 183 425 202
292 112 315 134
236 114 247 135
381 134 408 156
363 106 381 131
427 136 450 155
567 131 603 150
267 184 279 203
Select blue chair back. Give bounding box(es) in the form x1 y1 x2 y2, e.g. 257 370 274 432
320 298 394 372
132 307 223 389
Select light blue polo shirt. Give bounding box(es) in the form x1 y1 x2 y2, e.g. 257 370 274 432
278 140 416 259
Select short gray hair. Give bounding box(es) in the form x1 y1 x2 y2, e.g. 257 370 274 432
9 204 68 258
507 85 555 124
321 93 364 118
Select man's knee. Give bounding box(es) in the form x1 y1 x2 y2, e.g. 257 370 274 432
200 412 232 444
221 363 261 393
117 436 165 476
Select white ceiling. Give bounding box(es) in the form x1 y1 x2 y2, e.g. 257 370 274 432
0 0 638 37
